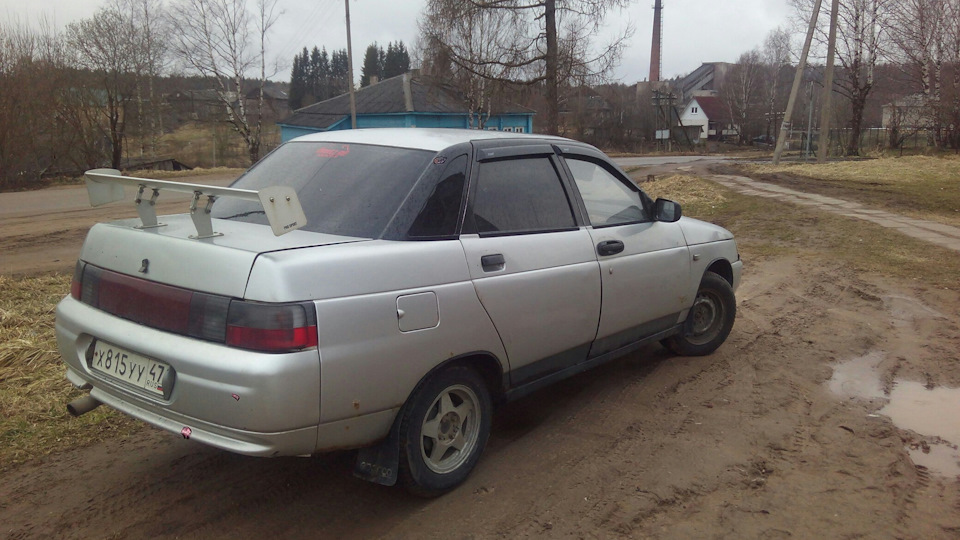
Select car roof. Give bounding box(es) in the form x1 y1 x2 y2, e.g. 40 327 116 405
289 128 575 152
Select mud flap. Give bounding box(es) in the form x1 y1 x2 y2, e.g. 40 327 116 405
353 408 403 486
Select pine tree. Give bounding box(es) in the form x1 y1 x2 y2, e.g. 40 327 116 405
330 48 349 96
288 47 307 109
316 47 331 100
360 43 383 87
383 40 410 79
304 46 326 104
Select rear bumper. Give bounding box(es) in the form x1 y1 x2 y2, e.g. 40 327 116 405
56 295 322 457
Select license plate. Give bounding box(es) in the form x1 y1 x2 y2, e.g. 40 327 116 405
90 341 172 397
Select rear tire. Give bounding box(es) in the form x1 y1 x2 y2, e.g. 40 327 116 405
665 271 736 356
398 365 492 497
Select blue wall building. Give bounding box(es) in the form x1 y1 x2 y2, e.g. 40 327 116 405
278 72 535 142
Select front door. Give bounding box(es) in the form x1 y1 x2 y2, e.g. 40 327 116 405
561 155 691 357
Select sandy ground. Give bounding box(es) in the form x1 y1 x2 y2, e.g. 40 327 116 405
2 166 960 538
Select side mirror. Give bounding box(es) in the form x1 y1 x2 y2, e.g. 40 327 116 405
655 198 682 222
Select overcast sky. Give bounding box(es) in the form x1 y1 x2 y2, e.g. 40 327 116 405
4 0 797 83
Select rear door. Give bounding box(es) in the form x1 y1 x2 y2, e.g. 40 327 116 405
559 150 691 358
459 144 601 387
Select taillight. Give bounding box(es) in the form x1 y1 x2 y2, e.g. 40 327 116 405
226 301 318 353
71 261 85 300
74 264 317 353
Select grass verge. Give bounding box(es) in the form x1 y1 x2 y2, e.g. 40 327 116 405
642 174 960 290
733 156 960 228
0 273 139 472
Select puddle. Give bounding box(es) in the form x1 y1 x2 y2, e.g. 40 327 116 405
880 381 960 478
826 351 885 400
827 353 960 478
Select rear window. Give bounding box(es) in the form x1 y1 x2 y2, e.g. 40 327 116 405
212 141 434 238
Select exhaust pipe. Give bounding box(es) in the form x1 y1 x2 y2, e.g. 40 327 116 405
67 395 102 417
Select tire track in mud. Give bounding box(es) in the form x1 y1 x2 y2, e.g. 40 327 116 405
4 256 960 539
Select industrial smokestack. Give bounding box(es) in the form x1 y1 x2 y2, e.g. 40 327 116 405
650 0 663 82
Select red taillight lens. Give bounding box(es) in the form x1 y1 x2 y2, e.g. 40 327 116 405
97 270 193 334
226 301 318 353
75 264 317 353
71 261 84 300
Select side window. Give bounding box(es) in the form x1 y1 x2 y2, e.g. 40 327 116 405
566 158 647 226
471 157 576 235
408 155 467 238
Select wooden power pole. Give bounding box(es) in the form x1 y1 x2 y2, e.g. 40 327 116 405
772 0 823 165
817 0 841 163
345 0 357 129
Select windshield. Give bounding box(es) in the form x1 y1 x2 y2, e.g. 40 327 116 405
212 141 434 238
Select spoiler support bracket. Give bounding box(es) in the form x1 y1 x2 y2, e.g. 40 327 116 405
189 192 222 239
134 185 164 230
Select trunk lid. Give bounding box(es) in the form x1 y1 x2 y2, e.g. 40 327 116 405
79 214 365 298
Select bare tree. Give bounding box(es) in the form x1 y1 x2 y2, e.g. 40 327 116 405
168 0 279 164
418 0 632 135
67 1 150 169
720 49 766 144
762 27 793 140
419 3 522 128
949 0 960 148
791 0 889 155
132 0 169 158
887 0 949 147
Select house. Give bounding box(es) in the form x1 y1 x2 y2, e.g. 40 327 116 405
558 88 613 139
678 95 737 143
244 85 290 124
882 94 934 130
167 89 238 122
278 72 535 142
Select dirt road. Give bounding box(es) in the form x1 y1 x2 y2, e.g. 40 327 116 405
3 164 960 538
0 173 238 275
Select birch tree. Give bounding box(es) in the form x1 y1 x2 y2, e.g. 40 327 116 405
169 0 279 164
791 0 890 155
418 0 632 135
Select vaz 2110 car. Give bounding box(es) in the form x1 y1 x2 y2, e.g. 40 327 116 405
56 128 741 496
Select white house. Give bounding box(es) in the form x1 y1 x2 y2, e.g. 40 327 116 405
678 95 737 143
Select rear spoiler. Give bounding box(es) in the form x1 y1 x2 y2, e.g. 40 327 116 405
83 168 307 239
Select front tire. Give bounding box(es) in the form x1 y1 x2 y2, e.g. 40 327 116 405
398 365 492 497
665 271 736 356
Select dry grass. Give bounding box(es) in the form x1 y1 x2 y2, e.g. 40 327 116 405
155 122 280 169
636 172 960 289
736 156 960 227
129 167 245 180
642 174 728 210
0 274 138 471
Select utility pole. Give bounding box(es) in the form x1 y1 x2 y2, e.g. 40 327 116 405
345 0 357 129
772 0 823 165
818 0 840 163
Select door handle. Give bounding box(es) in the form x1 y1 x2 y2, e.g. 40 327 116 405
481 253 505 272
597 240 625 256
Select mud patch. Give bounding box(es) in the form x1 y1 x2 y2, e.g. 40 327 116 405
827 353 960 478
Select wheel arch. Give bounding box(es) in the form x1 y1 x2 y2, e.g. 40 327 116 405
705 258 734 286
413 351 506 403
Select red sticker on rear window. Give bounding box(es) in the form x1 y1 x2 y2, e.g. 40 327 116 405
316 145 350 158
